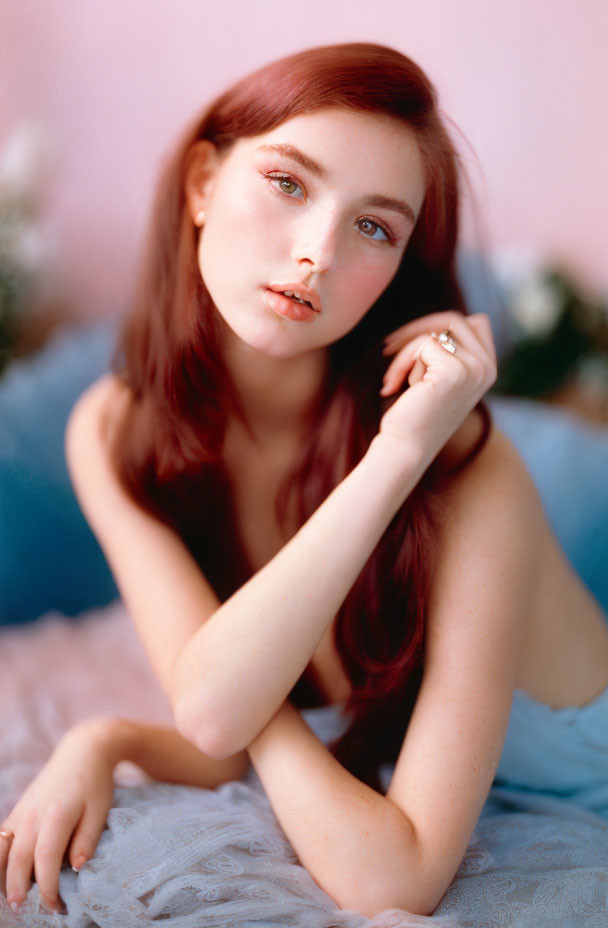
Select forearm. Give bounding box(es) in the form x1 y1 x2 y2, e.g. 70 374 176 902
69 382 426 751
247 702 426 918
173 435 428 756
83 716 249 787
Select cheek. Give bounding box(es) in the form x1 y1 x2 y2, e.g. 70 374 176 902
341 256 400 312
203 183 289 280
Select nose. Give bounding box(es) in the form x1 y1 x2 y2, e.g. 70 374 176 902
290 206 338 275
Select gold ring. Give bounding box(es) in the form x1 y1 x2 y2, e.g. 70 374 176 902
431 329 457 354
0 829 14 841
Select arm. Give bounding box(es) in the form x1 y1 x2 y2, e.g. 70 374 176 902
65 376 223 696
65 377 420 729
97 717 250 786
173 312 496 756
248 701 417 918
67 314 496 756
175 435 429 756
247 432 542 918
1 716 249 914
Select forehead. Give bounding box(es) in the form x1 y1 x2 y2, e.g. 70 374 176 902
230 107 426 212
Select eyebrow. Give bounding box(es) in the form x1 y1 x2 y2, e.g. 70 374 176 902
256 143 418 225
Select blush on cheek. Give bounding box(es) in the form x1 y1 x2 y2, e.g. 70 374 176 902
351 261 398 308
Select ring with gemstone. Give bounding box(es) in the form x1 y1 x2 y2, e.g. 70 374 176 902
431 329 457 354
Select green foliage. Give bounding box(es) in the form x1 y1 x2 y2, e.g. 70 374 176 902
494 270 608 400
0 262 32 375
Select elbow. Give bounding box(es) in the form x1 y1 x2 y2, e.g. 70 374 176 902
329 817 447 919
378 889 440 920
363 852 449 918
169 656 244 760
336 881 439 921
367 862 452 919
173 692 242 761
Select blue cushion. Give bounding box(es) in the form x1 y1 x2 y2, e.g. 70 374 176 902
488 395 608 614
0 324 119 623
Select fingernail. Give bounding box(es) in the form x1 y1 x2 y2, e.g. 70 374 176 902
72 853 87 872
9 900 20 913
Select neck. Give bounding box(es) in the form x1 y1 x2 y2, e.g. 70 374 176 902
221 332 328 444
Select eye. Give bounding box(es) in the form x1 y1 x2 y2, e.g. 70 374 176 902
357 217 392 242
265 172 306 200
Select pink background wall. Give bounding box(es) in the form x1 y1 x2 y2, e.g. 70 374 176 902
1 0 606 321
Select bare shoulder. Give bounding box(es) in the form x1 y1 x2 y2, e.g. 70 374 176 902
65 373 136 515
67 372 133 441
426 410 546 653
437 409 544 534
66 373 133 464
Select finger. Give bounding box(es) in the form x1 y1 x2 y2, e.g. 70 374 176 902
34 804 82 908
383 311 467 351
407 355 426 387
467 314 497 364
69 801 109 872
380 334 429 396
416 334 483 391
382 326 480 396
5 824 36 912
0 826 14 896
388 320 494 387
384 312 491 361
392 317 485 362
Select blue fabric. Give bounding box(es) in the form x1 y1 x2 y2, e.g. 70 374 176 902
487 395 608 613
0 324 119 623
495 683 608 818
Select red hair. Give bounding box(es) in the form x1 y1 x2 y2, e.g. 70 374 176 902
112 43 491 790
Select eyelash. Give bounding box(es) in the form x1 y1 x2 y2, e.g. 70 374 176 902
261 171 397 245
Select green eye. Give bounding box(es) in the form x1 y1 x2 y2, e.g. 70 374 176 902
279 178 299 195
266 173 305 199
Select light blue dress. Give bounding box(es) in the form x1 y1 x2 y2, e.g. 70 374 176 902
5 685 608 927
495 684 608 817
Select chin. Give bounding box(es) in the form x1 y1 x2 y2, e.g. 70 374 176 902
224 314 318 359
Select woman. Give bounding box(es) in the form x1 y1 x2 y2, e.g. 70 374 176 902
1 43 607 926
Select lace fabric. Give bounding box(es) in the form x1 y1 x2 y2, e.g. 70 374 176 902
1 604 607 927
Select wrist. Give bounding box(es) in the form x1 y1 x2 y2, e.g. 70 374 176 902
68 715 139 769
362 433 427 506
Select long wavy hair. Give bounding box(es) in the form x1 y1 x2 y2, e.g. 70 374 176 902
112 42 491 790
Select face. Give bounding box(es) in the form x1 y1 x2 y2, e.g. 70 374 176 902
190 107 426 358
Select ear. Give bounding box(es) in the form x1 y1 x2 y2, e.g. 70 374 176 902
184 140 221 226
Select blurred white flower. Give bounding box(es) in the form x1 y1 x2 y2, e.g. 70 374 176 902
491 245 544 294
13 224 50 273
0 123 55 277
511 276 562 337
0 123 55 203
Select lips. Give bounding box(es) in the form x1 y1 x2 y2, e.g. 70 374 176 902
263 289 319 322
267 283 321 314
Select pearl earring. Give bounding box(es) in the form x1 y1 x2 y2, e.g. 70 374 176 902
194 210 206 227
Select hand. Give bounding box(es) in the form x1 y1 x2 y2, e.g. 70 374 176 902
0 717 119 914
377 311 497 463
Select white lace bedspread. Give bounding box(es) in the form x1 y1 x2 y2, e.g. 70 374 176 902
1 604 607 927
